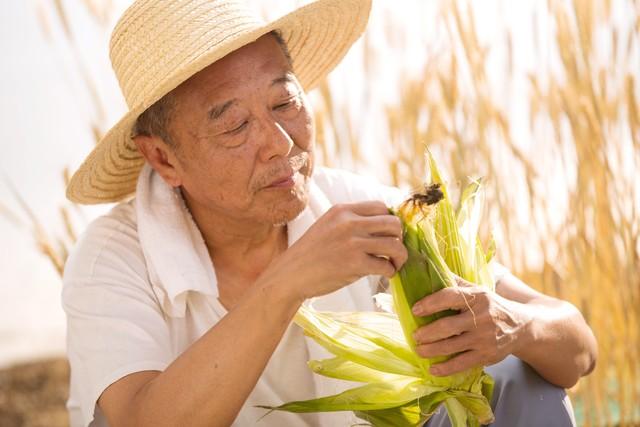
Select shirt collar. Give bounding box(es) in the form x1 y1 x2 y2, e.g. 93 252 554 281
134 163 332 317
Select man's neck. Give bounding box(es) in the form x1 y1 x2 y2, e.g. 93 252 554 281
204 221 287 272
182 194 288 281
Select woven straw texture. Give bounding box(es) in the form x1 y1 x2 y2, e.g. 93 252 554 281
66 0 372 204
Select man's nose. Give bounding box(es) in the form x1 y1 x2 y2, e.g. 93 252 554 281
257 117 294 161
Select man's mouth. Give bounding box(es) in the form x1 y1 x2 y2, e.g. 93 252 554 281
266 172 296 188
263 152 309 189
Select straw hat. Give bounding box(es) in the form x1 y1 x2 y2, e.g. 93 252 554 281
66 0 372 204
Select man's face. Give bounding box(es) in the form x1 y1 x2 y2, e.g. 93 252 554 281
166 34 315 226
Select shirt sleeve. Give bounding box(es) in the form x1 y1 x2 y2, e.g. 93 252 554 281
62 210 172 427
312 167 408 208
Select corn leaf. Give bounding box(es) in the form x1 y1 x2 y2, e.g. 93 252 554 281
258 377 438 413
354 400 428 427
456 178 484 284
300 307 418 367
427 151 467 278
295 306 422 377
319 310 406 344
308 357 413 384
444 398 469 427
454 389 495 425
475 238 495 290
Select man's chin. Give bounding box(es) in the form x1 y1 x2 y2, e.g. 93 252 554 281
269 193 308 226
258 174 310 225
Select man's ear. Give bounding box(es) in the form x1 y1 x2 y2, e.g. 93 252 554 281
133 135 183 188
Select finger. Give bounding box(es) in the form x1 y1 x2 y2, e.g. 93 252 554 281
412 287 478 316
360 237 408 271
413 310 476 344
364 254 397 278
416 333 474 358
429 350 484 376
347 200 391 216
358 214 403 239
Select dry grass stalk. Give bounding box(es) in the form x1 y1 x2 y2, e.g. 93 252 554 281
526 1 640 424
35 0 111 143
81 0 114 26
1 175 75 277
52 0 72 40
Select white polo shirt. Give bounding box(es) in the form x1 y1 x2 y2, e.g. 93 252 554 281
62 164 409 427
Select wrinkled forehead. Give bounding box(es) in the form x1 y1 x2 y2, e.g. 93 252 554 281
173 33 295 101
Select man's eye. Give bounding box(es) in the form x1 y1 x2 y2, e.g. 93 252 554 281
226 121 248 134
274 101 292 110
274 94 300 110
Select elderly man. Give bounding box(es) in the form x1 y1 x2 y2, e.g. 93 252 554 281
62 0 597 426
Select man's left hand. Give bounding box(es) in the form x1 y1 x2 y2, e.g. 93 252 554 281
411 276 533 376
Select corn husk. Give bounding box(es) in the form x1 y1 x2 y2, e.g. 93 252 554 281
260 152 496 426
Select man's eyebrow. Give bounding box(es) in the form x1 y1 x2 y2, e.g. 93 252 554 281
208 99 236 121
271 73 296 87
208 75 295 120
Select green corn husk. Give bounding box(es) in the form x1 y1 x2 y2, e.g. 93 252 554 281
260 152 497 426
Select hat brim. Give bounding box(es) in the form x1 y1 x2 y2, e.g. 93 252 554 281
66 0 372 204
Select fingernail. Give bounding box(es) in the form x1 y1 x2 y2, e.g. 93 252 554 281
430 366 441 375
411 304 421 315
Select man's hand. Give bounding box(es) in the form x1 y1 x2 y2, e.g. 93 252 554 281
411 276 533 376
266 201 408 301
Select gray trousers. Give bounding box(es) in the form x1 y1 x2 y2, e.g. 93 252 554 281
424 355 577 427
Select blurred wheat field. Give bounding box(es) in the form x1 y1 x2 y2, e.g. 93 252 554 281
5 0 639 426
315 0 640 425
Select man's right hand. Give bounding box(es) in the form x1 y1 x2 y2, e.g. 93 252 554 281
262 201 408 301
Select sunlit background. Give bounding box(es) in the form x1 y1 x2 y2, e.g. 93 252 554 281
0 0 638 425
